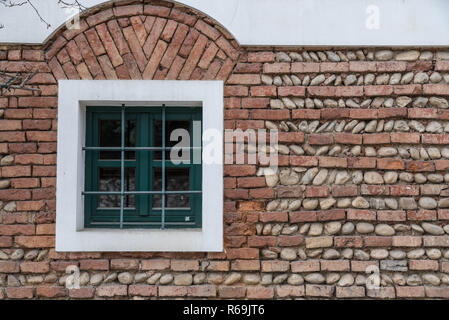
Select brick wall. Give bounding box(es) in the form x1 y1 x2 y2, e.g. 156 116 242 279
1 0 449 299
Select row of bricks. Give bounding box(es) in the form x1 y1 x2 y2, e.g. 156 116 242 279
234 60 440 74
226 209 449 224
224 158 449 175
1 258 448 274
224 107 449 123
3 130 449 147
242 58 449 73
0 143 56 154
225 84 438 97
223 108 449 121
225 185 449 200
3 285 447 299
225 177 449 196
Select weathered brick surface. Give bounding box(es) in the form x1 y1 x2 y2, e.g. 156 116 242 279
0 0 449 300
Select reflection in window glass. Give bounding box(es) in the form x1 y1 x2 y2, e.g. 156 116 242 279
98 167 135 208
152 168 190 209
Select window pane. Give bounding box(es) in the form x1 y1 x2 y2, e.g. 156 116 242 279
99 119 136 160
153 120 190 161
98 167 135 208
152 168 190 209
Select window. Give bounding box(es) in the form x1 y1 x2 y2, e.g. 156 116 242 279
56 80 223 252
84 106 202 229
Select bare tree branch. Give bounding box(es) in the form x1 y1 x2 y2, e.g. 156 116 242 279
0 0 88 30
0 70 41 94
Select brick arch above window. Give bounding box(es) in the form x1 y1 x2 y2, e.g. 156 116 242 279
45 1 241 82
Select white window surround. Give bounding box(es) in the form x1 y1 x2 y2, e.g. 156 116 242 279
56 80 223 252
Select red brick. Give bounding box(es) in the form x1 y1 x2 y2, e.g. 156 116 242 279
247 286 274 299
376 61 407 72
227 74 260 85
351 260 379 272
305 285 334 298
158 286 188 297
289 156 318 166
308 134 334 145
320 260 350 271
230 260 260 271
263 63 290 73
276 285 305 298
377 210 406 221
226 248 259 260
332 185 358 197
319 157 347 168
406 161 435 172
289 211 317 222
141 259 170 270
423 84 449 95
96 285 127 297
317 209 346 221
291 260 320 272
171 259 199 271
363 133 391 144
36 286 66 298
0 224 34 235
0 189 31 200
291 62 320 73
392 236 422 247
321 108 349 119
20 262 49 273
425 287 449 298
396 286 425 298
292 109 320 119
0 261 19 273
251 109 290 120
278 235 304 247
350 109 378 119
129 285 157 297
349 61 376 72
320 62 349 72
408 108 439 119
224 85 248 97
247 236 276 247
79 259 109 271
335 133 362 144
378 107 407 118
334 236 363 248
305 186 329 198
224 165 256 177
364 236 393 247
110 259 139 270
278 86 306 97
348 157 376 169
261 260 290 272
5 287 34 299
377 158 405 170
336 286 365 298
259 212 288 222
365 85 393 96
250 86 277 97
247 52 275 63
347 209 376 221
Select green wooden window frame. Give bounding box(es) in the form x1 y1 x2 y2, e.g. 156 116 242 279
84 106 202 229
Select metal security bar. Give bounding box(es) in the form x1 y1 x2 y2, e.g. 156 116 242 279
120 104 125 229
82 104 202 229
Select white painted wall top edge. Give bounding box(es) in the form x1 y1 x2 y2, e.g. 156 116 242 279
0 0 448 46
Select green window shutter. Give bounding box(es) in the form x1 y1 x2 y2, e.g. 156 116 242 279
84 106 202 229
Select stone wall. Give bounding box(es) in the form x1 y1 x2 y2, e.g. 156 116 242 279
1 0 449 299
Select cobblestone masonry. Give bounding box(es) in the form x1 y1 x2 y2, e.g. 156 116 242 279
1 0 449 299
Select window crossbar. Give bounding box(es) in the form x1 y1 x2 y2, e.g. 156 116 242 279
82 146 201 151
82 190 202 195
